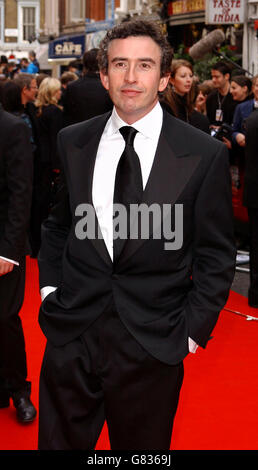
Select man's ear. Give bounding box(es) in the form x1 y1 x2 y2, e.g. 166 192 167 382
21 86 27 96
100 70 109 91
158 73 170 93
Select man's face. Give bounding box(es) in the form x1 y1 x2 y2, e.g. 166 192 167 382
211 69 229 90
23 78 38 103
100 36 169 124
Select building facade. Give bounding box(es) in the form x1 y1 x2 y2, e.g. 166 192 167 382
243 0 258 76
47 0 161 76
166 0 206 50
2 1 253 76
0 0 45 60
166 0 257 76
166 0 244 52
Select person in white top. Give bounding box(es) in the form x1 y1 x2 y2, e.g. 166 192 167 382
37 19 236 450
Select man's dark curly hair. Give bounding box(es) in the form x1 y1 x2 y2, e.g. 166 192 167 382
98 19 173 78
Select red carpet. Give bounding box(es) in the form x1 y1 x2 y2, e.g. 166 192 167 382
1 257 258 450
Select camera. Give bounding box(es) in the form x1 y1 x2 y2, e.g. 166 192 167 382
210 123 233 142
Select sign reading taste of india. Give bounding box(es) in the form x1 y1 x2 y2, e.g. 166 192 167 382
205 0 245 24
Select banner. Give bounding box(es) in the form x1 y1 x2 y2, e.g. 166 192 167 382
168 0 205 15
85 19 114 33
48 34 85 60
205 0 245 24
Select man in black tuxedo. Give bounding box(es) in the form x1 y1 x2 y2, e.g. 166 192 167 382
38 20 236 450
243 109 258 307
0 104 36 422
63 47 113 127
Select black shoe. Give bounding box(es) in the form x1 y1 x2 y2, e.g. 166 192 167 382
13 395 37 423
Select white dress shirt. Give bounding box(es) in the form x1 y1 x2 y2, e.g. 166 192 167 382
92 102 163 259
41 102 198 353
0 256 19 265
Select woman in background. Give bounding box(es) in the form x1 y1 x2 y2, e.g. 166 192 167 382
228 75 253 249
220 75 252 151
230 75 253 108
35 77 63 166
161 59 210 134
34 77 63 242
194 81 214 116
231 75 258 148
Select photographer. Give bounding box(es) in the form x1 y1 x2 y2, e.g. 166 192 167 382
207 69 253 152
206 61 237 137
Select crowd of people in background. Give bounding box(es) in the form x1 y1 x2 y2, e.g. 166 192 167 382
0 49 258 284
0 51 40 79
0 47 257 293
0 48 112 257
0 19 257 433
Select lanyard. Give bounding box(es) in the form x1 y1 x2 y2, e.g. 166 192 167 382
217 91 227 110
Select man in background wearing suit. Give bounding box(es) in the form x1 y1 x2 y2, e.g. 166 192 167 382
14 73 40 258
38 20 236 450
63 47 113 127
0 104 36 423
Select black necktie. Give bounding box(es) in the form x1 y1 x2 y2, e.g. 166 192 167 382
113 126 143 260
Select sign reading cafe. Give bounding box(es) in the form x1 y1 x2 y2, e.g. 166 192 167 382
55 42 82 56
205 0 245 24
48 34 85 60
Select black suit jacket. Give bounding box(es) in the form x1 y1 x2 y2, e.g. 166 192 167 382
243 109 258 208
63 72 113 127
38 110 236 365
0 105 33 262
36 104 63 168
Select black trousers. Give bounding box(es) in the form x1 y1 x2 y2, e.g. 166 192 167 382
38 309 184 450
0 257 29 394
248 208 258 305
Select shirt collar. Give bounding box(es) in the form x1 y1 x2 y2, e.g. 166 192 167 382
106 101 163 140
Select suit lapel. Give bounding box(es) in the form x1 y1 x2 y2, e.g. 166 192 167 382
71 111 202 266
71 112 112 266
119 112 202 264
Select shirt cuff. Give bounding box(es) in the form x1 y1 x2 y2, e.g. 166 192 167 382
0 256 19 266
188 337 199 354
41 286 57 301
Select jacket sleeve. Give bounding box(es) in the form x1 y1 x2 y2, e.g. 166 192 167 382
48 107 64 169
0 119 33 262
186 143 236 348
232 103 243 143
38 131 72 288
